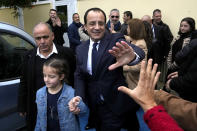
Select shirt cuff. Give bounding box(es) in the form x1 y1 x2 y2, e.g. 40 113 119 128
127 52 140 66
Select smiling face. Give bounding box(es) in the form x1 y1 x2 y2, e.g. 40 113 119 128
73 13 80 23
43 66 64 89
109 11 120 24
49 10 57 19
85 10 106 42
180 21 191 33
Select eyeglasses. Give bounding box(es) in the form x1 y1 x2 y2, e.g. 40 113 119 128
111 16 119 18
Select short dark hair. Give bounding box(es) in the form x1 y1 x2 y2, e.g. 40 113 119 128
49 9 57 13
124 11 133 19
84 7 106 25
153 9 161 15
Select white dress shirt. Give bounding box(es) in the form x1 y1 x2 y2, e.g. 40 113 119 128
36 43 58 59
87 39 100 75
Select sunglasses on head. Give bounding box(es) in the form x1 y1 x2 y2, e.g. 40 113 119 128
111 16 119 18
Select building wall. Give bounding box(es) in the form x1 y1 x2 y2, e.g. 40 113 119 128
0 4 51 36
77 0 197 37
0 8 18 26
23 3 51 35
1 0 196 37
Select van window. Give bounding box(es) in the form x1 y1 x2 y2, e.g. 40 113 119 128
0 33 34 80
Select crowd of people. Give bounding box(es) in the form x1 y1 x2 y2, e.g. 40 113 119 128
17 7 197 131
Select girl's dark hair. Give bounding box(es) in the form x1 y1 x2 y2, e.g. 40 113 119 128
127 18 147 40
178 17 196 35
43 58 69 83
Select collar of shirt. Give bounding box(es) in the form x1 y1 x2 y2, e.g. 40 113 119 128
87 39 100 75
152 24 155 38
36 43 58 59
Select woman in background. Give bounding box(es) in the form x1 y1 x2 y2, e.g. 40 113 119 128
123 18 148 89
167 17 196 74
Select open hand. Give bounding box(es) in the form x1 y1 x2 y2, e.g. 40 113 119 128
108 41 135 70
118 59 160 112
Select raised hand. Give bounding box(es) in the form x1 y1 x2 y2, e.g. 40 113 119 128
110 23 116 33
108 41 135 70
118 59 160 112
55 17 61 27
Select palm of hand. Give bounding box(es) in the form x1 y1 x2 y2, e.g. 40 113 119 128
132 78 155 107
108 41 135 70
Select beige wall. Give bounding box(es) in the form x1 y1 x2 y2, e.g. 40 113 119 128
0 8 18 26
1 0 196 37
0 4 51 36
23 4 52 35
77 0 197 37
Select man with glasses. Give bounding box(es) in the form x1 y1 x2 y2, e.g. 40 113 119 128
17 22 76 131
106 9 121 33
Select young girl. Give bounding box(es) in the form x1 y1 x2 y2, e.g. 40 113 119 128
35 58 87 131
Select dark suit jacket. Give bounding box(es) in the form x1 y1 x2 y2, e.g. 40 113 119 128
151 24 170 64
75 32 145 116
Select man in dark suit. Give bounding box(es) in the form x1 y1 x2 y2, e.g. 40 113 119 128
142 15 169 65
70 8 145 131
17 22 75 131
152 9 173 55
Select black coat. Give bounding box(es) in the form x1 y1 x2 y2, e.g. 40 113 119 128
75 32 145 125
46 19 67 46
151 24 173 64
170 45 197 102
17 45 75 130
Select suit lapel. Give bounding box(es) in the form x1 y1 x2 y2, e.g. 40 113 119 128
83 40 90 72
94 32 111 75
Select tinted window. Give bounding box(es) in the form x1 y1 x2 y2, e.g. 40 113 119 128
0 33 34 81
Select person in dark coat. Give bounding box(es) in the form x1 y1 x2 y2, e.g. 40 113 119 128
46 9 67 46
17 22 75 131
70 8 145 131
120 11 133 35
165 44 197 102
152 9 173 57
167 17 196 74
68 13 83 53
106 9 121 33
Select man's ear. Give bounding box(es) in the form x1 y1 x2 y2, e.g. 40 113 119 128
84 25 87 31
51 32 55 41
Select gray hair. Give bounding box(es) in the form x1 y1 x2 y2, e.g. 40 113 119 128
33 22 52 34
110 9 119 15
